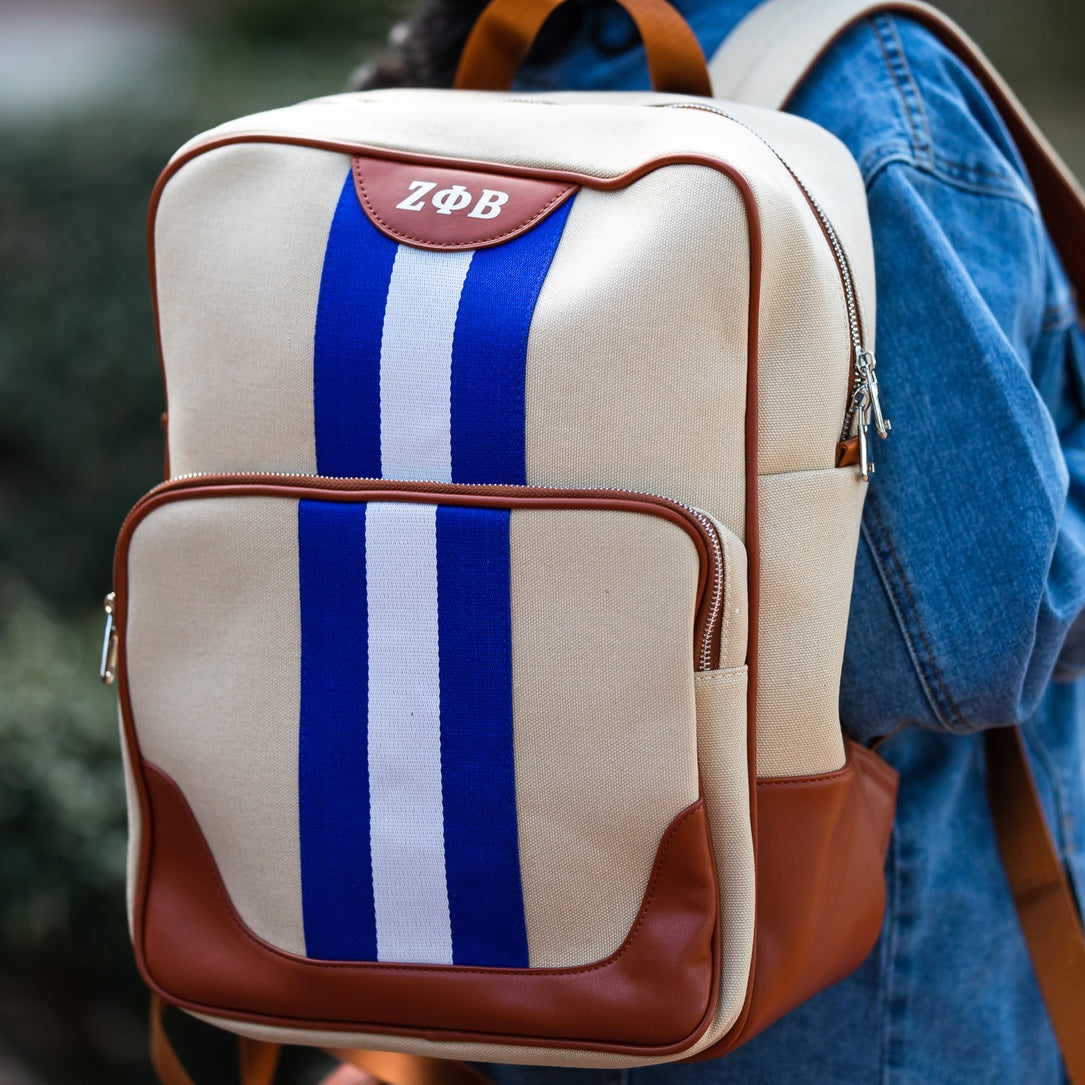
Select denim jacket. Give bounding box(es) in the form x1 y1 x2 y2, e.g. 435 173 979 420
493 3 1085 1081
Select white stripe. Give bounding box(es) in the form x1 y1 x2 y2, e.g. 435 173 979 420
379 246 474 482
365 502 453 964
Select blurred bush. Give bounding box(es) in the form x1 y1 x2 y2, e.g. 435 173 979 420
200 0 408 46
0 113 175 613
0 582 140 1082
0 3 411 617
0 5 412 1081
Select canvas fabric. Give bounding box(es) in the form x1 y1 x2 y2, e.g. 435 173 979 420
113 34 884 1070
152 95 869 788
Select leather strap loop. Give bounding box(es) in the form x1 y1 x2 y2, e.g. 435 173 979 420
454 0 711 97
149 996 198 1085
318 1065 382 1085
986 726 1085 1085
326 1048 491 1085
239 1036 282 1085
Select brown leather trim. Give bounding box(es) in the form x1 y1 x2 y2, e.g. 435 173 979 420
454 0 711 97
352 155 578 251
691 740 898 1059
238 1034 280 1085
672 101 866 440
150 994 198 1085
114 477 719 671
140 131 765 1043
148 139 773 215
835 435 860 468
134 765 719 1055
986 726 1085 1081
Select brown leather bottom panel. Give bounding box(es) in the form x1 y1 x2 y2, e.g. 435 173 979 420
694 740 898 1059
137 765 721 1055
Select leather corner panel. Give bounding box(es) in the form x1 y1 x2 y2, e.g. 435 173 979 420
352 155 577 251
136 764 720 1056
694 740 898 1058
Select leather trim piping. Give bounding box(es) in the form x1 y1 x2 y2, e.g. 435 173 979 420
140 132 764 1043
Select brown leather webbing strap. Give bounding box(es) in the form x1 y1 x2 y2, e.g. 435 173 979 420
327 1048 491 1085
150 995 485 1085
985 726 1085 1085
318 1064 383 1085
239 1034 282 1085
454 0 711 97
150 996 197 1085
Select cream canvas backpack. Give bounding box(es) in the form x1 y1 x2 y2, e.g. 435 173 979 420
101 1 1085 1082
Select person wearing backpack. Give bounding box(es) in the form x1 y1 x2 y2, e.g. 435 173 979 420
354 1 1085 1081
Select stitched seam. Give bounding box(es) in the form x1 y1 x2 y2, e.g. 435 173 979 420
861 501 972 733
871 14 932 169
859 143 919 183
155 764 703 979
862 155 1040 231
858 25 1035 209
757 763 851 787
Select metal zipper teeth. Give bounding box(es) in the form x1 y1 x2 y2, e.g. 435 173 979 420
664 103 866 428
124 472 727 672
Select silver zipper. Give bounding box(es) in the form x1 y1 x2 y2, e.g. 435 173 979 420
99 592 118 685
681 505 725 672
117 473 728 672
666 102 892 477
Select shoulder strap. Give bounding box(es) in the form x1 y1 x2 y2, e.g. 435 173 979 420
712 6 1085 1078
708 0 1085 298
985 727 1085 1085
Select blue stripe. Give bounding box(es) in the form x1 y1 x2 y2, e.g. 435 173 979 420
313 172 397 478
450 196 575 484
297 500 377 960
436 505 528 966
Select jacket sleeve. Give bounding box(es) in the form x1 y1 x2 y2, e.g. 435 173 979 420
839 157 1085 741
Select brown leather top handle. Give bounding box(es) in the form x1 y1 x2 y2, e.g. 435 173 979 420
454 0 712 97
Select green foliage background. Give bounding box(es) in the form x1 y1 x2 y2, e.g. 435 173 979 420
0 0 1080 1081
0 3 409 1081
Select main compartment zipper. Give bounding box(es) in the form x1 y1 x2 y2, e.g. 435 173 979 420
666 102 892 478
107 474 728 675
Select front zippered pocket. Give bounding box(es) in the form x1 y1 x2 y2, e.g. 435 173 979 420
111 473 744 1047
112 473 735 674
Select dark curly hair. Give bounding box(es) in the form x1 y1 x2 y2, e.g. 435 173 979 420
353 0 613 90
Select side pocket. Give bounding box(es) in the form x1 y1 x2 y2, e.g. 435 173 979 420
692 667 756 1051
707 740 898 1056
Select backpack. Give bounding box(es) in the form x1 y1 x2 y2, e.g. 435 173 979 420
101 1 1085 1082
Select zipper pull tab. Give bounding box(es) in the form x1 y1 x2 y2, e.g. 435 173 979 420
852 384 874 481
857 349 890 440
100 592 119 685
